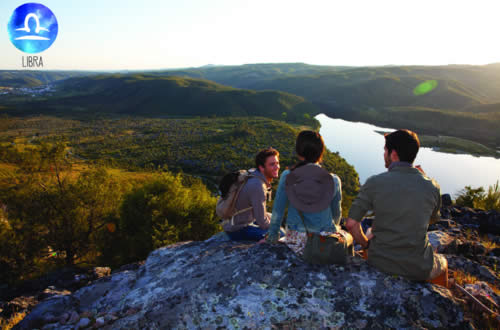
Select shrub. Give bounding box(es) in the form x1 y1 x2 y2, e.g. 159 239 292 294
455 181 500 211
455 186 485 208
115 172 219 263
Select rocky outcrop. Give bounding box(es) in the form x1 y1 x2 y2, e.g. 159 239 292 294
17 235 468 329
439 206 500 236
0 267 110 322
429 206 499 287
9 204 500 328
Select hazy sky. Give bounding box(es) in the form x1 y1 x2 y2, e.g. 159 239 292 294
1 0 499 70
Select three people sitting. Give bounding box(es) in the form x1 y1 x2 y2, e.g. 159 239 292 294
219 128 448 285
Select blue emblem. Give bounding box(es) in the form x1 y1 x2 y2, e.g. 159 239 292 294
7 3 58 54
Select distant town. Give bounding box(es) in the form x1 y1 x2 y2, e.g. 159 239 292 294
0 84 54 97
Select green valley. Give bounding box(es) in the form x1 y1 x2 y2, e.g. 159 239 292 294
142 63 500 152
2 63 500 153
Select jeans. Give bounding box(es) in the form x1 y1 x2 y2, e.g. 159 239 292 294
226 224 285 241
226 225 268 241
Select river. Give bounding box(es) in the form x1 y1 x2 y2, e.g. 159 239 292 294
317 114 500 196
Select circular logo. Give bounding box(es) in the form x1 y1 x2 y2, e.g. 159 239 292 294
7 3 58 54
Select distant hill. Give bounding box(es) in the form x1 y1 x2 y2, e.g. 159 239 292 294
4 74 319 125
3 63 500 147
155 64 500 107
153 63 500 148
247 65 500 107
0 71 97 88
144 63 351 89
464 102 500 113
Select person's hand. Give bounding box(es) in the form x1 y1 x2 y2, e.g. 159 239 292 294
415 165 426 175
257 238 267 244
365 227 374 240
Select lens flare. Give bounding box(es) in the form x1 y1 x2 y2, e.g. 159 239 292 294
413 80 438 96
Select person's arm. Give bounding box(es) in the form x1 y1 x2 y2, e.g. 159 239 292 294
266 171 289 243
416 168 441 225
346 176 375 247
248 180 270 230
345 218 371 248
330 175 342 226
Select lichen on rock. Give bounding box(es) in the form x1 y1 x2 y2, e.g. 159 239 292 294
16 235 470 329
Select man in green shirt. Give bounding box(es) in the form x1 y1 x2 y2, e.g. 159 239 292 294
346 129 447 282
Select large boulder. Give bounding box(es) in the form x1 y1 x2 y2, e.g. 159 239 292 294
17 238 469 329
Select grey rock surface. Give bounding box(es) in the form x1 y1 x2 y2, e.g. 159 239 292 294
76 317 90 329
16 295 78 329
17 238 469 329
428 230 455 252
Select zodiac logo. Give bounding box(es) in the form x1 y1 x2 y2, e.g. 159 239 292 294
8 3 58 54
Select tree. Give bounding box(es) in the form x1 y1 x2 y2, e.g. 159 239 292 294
0 203 47 283
42 168 122 264
1 143 122 266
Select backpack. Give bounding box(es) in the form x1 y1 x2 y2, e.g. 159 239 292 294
216 170 255 224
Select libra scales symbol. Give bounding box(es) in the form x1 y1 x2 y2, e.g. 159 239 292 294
15 13 51 41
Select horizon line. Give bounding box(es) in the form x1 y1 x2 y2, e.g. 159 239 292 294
1 61 500 72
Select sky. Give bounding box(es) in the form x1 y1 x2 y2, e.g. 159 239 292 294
1 0 500 70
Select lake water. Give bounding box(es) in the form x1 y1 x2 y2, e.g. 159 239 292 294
317 114 500 196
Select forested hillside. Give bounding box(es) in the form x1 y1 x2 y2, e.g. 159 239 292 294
148 63 500 148
3 63 499 148
145 63 350 87
2 74 319 127
0 115 359 284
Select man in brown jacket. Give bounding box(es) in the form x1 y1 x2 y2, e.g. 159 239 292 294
224 148 280 241
346 130 448 283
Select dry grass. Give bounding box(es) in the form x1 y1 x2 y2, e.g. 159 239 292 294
0 160 155 196
480 234 499 250
0 162 17 173
106 168 154 184
453 270 500 296
451 270 499 328
0 311 27 330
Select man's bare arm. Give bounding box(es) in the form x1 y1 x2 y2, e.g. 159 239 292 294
345 218 372 249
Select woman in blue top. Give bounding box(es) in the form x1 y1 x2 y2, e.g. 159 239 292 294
265 131 350 256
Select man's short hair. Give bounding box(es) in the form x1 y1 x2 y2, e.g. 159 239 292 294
255 147 279 169
384 129 420 163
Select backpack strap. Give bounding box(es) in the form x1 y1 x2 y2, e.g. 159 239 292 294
228 174 252 205
226 174 254 225
229 206 253 226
